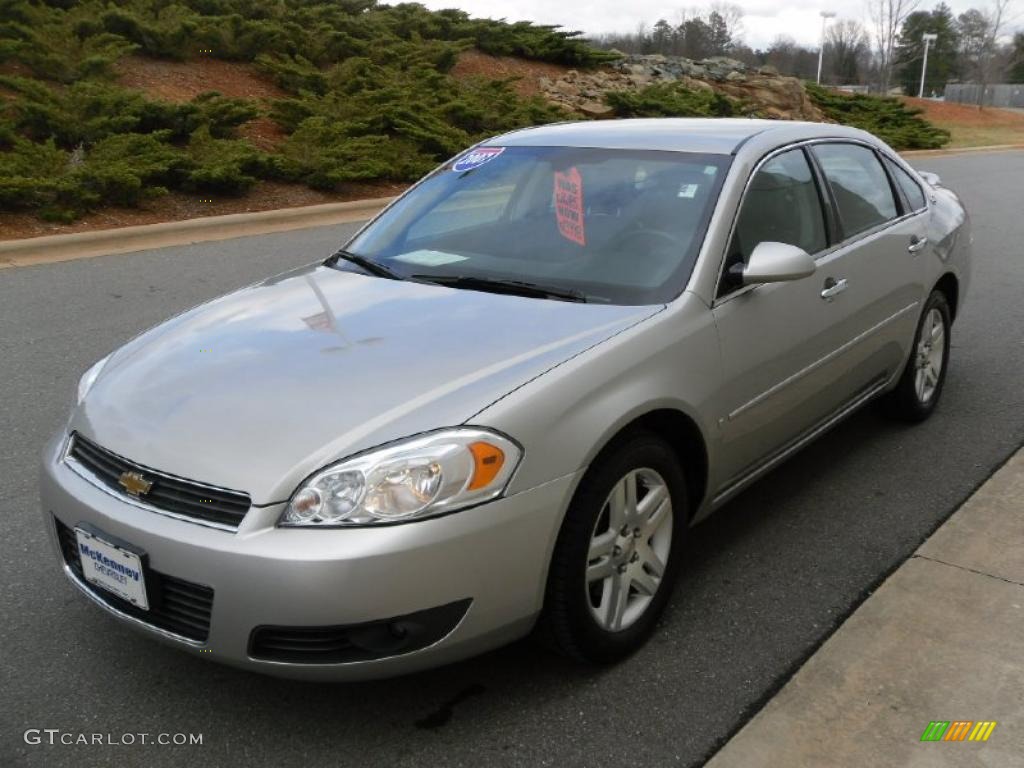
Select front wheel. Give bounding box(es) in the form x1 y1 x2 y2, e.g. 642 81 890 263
884 290 952 422
541 432 687 664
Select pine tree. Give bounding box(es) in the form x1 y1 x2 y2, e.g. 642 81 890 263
895 4 959 97
1008 32 1024 84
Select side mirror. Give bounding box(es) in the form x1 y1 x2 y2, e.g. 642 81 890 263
730 241 816 286
918 170 941 188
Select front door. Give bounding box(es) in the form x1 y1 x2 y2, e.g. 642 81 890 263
710 146 866 495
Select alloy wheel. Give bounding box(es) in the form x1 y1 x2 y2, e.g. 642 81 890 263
585 467 673 632
914 307 946 404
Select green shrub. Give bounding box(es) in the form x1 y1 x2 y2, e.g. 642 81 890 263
192 15 293 61
255 54 328 95
185 126 275 194
0 1 137 82
99 6 197 61
189 92 260 138
278 117 435 189
71 132 184 207
605 82 745 118
271 51 567 192
0 136 68 210
0 77 259 145
0 0 617 220
1 77 134 144
805 84 950 150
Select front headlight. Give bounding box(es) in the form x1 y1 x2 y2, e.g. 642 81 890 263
280 428 521 527
77 355 110 404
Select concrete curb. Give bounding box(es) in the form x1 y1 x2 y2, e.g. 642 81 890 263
705 446 1024 767
0 196 394 270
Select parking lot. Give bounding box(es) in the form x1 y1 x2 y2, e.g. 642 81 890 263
3 150 1023 767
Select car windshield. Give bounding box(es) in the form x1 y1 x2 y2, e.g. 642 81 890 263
340 146 731 305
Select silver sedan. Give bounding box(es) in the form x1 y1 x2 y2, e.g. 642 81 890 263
41 118 971 679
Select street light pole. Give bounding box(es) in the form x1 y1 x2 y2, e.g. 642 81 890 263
817 11 836 85
918 33 938 98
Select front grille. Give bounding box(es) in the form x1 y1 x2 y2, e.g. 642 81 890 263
67 433 250 529
56 518 214 642
249 599 472 664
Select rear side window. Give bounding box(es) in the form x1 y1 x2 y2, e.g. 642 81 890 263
725 148 827 279
885 158 928 211
813 143 897 237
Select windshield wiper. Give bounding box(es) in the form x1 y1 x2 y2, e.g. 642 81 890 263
327 249 403 280
411 274 588 303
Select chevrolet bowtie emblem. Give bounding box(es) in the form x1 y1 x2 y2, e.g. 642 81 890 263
118 471 153 497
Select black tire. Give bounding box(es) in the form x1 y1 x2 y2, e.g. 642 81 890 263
883 289 952 422
541 430 688 664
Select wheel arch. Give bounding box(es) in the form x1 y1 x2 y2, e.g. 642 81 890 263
580 408 710 522
934 272 959 322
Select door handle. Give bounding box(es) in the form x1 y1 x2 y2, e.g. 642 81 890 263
820 277 848 301
908 235 928 253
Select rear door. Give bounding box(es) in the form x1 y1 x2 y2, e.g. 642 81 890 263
808 142 927 399
710 146 864 493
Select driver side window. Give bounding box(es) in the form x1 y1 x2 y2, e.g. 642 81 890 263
721 148 827 295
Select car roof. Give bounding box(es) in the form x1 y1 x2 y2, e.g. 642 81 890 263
487 118 866 155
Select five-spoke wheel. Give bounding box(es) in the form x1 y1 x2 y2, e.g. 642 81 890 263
884 289 952 422
586 468 673 632
542 431 687 663
914 307 946 404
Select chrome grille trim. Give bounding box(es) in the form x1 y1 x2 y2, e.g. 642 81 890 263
63 433 250 531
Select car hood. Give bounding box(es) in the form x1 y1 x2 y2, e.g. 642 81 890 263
73 264 658 504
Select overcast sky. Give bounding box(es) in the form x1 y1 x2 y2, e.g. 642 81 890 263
412 0 1020 50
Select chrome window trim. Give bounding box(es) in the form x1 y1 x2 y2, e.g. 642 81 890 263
61 434 241 533
881 153 929 215
712 137 929 307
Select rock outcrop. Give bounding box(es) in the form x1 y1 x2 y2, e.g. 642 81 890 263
538 54 825 122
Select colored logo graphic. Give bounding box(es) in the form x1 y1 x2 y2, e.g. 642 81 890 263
920 721 997 742
452 146 504 173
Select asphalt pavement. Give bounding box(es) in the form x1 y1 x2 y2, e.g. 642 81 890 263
3 151 1023 768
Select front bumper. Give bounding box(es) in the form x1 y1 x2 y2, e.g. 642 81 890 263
40 433 578 680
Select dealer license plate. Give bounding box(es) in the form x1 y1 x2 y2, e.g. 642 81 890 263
74 527 149 611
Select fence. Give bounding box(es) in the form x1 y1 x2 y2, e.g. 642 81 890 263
944 83 1024 108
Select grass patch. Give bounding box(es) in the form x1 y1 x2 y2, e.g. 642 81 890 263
899 97 1024 149
937 124 1024 148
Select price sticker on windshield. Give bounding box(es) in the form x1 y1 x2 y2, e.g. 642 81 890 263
554 167 586 246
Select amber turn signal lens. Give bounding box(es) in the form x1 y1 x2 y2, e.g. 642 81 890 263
467 441 505 490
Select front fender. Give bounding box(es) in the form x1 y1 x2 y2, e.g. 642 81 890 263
470 294 722 513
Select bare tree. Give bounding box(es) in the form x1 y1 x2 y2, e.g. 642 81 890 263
825 19 871 83
867 0 922 92
977 0 1014 106
709 2 745 48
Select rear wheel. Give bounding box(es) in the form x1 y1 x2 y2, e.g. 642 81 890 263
542 432 687 663
884 290 951 422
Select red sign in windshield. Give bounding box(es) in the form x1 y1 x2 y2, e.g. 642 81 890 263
554 168 586 246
